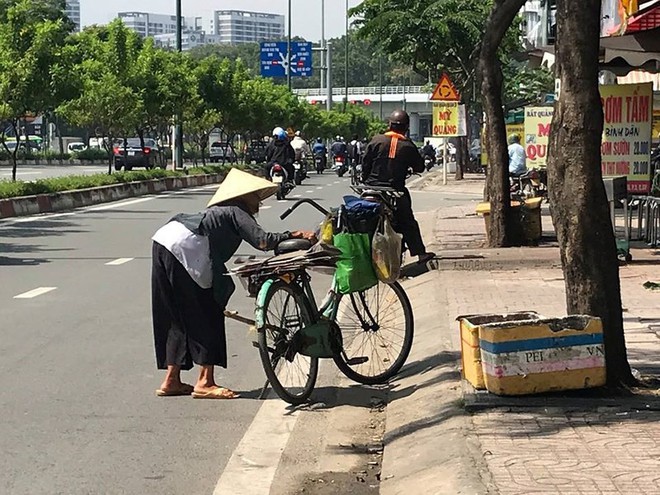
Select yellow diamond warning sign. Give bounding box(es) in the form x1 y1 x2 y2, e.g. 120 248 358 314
430 73 460 102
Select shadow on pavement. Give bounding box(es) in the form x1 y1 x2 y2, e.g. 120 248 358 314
0 255 50 266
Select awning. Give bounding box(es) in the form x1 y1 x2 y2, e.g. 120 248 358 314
617 69 660 89
600 26 660 75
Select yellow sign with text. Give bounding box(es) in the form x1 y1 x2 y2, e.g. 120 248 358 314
480 123 524 166
600 82 653 194
432 102 466 137
524 106 554 168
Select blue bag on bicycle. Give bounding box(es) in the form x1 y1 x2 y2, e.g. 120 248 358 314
334 231 378 294
342 195 382 235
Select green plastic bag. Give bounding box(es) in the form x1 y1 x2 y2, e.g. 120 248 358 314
334 232 378 294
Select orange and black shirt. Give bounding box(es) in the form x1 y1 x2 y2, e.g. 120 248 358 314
362 131 424 190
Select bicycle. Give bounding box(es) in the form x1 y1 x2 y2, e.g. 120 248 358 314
226 188 414 405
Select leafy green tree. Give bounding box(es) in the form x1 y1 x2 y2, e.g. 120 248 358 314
58 21 144 172
0 0 73 180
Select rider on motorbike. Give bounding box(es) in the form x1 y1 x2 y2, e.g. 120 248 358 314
312 137 327 170
266 127 296 183
291 130 311 163
330 136 348 164
421 140 436 165
362 109 435 264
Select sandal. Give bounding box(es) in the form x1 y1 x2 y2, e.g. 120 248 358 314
191 387 240 400
155 383 194 397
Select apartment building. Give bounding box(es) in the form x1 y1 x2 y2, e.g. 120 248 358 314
208 10 285 44
65 0 81 32
118 12 179 38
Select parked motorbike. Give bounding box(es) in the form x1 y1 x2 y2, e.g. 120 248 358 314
333 155 348 177
270 163 295 200
510 169 546 200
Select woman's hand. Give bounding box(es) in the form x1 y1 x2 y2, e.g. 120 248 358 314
291 230 317 243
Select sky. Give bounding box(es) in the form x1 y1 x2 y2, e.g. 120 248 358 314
80 0 363 42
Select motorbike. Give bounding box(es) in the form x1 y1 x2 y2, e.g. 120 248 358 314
314 153 325 174
510 169 546 200
423 155 435 171
292 160 305 185
270 163 295 200
333 155 348 177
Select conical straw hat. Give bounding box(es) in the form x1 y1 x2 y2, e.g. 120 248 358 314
207 168 278 208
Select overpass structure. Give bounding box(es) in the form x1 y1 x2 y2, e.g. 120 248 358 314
293 86 435 140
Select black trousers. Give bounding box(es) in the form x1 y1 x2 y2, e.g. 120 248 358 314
393 188 426 256
151 242 233 370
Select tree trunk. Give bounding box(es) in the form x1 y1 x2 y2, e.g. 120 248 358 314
548 0 633 386
478 0 526 246
10 120 20 182
454 137 465 180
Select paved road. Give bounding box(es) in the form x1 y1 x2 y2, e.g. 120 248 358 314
0 169 478 494
0 164 110 180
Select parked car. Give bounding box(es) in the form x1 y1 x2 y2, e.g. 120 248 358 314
113 138 160 171
67 142 87 153
244 140 268 164
209 142 238 163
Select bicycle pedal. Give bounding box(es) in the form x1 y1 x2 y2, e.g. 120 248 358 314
346 356 369 366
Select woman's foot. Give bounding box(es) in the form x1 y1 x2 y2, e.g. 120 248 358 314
155 383 194 397
192 386 240 399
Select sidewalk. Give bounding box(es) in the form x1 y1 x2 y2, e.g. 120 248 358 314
379 173 660 494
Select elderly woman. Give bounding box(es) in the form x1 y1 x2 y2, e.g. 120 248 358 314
151 169 314 399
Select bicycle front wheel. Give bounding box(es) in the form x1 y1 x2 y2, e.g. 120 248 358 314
333 281 414 385
258 281 319 405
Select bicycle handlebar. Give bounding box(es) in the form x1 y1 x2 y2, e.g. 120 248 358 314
280 198 330 220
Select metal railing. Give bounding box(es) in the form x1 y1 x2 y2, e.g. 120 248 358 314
293 85 430 97
629 195 660 247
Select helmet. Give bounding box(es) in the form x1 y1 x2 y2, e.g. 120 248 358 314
295 130 301 137
389 109 410 131
509 134 521 144
316 137 322 143
272 127 287 140
335 135 341 141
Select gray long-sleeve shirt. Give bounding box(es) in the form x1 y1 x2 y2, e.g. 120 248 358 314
172 204 291 304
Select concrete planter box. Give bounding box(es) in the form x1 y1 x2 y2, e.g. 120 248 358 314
0 173 225 219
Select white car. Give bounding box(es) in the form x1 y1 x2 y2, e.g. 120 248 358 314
67 142 87 153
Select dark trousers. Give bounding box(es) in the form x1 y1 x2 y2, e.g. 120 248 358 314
393 188 426 256
151 242 232 370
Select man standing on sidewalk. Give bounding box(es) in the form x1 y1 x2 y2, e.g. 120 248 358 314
361 109 434 263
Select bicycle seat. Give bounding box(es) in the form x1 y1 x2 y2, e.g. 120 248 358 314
274 238 312 255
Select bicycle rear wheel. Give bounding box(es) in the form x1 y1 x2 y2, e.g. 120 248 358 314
333 281 414 385
258 281 318 405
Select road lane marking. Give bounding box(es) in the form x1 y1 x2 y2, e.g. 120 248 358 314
292 194 301 198
87 197 154 211
305 190 313 193
105 258 135 266
0 171 42 176
14 287 57 299
316 186 323 190
260 205 272 210
213 399 299 495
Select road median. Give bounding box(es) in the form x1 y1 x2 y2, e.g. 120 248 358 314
0 172 226 219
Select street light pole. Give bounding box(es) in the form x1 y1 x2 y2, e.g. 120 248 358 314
344 0 349 112
287 0 292 91
174 0 183 170
379 54 383 120
320 0 325 90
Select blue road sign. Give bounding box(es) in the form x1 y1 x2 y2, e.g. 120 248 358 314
260 41 313 78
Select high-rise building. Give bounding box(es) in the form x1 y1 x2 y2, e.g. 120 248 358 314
208 10 285 44
117 12 179 38
520 1 556 49
65 0 81 32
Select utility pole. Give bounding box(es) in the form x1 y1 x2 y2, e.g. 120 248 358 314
174 0 183 170
326 41 333 112
344 0 349 112
287 0 292 91
320 0 325 90
379 54 383 120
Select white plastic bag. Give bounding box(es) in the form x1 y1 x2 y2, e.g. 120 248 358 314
371 217 402 283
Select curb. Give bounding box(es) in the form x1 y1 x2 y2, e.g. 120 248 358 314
0 173 225 219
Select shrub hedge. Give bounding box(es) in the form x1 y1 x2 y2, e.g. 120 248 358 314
0 164 241 200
